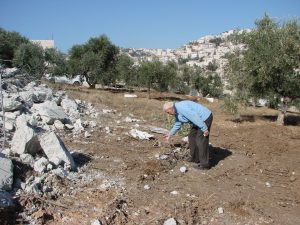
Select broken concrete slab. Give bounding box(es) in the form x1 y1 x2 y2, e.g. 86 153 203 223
0 155 14 191
129 129 154 140
148 125 168 134
3 95 23 112
39 132 76 171
11 116 39 155
31 101 69 125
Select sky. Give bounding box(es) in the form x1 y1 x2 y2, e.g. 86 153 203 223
1 0 299 53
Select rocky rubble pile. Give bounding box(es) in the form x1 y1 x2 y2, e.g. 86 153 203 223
0 77 100 223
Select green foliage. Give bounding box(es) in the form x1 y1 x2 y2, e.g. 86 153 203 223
194 73 223 98
209 37 223 46
164 115 190 137
68 35 119 87
136 59 177 97
225 15 300 123
221 96 239 115
44 48 68 76
13 43 45 78
206 59 218 71
116 54 137 86
0 27 29 67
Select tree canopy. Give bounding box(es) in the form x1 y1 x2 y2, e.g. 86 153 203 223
225 15 300 123
68 35 119 88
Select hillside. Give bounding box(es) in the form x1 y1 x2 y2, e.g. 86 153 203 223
122 29 250 78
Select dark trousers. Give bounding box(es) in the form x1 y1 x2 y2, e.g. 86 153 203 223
188 114 213 166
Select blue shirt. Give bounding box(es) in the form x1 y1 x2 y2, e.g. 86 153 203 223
169 100 212 135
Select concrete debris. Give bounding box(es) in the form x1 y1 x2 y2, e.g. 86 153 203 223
129 129 154 140
33 157 49 173
10 117 37 155
84 131 92 138
180 166 187 173
124 94 137 98
31 101 68 125
54 120 65 130
148 125 168 134
182 136 189 143
90 219 102 225
124 116 139 122
39 132 76 171
0 156 14 191
218 207 224 214
265 182 272 188
73 119 84 134
144 184 150 190
163 218 177 225
20 153 35 165
102 109 116 114
3 95 23 112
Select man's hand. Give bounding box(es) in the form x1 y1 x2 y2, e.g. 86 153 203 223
163 133 170 141
203 130 209 137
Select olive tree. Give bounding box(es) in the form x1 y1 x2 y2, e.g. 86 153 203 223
0 27 29 67
137 59 176 98
225 15 300 124
68 35 119 88
44 48 68 76
13 43 45 78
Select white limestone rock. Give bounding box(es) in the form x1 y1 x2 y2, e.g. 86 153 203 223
39 132 76 171
0 156 14 191
34 157 49 173
31 101 68 125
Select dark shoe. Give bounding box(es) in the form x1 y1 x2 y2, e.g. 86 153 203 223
184 156 199 163
193 164 210 170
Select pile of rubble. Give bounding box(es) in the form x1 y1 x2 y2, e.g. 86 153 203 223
0 77 100 223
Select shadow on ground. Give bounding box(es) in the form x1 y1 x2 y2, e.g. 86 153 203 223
72 152 93 168
229 114 300 126
153 96 185 101
209 146 232 168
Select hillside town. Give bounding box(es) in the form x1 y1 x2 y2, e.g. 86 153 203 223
122 30 250 78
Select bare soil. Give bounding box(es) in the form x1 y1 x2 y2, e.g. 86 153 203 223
18 86 300 225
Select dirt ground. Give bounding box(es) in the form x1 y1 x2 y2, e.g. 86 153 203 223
17 85 300 225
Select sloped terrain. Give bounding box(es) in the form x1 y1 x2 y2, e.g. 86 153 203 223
2 82 300 225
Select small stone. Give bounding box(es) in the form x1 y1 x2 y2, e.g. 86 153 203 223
144 185 150 190
84 131 92 138
265 182 272 188
90 219 102 225
180 166 187 173
163 218 177 225
289 176 296 182
160 155 168 160
65 124 74 130
170 191 178 195
218 207 224 214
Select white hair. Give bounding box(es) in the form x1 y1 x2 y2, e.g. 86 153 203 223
163 101 174 111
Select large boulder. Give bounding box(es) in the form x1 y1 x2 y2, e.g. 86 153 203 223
0 156 14 191
11 115 39 155
39 132 76 171
61 97 80 121
3 95 23 112
31 101 69 125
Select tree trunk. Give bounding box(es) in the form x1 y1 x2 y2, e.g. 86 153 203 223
89 84 96 89
276 99 287 125
276 111 285 125
147 82 151 99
